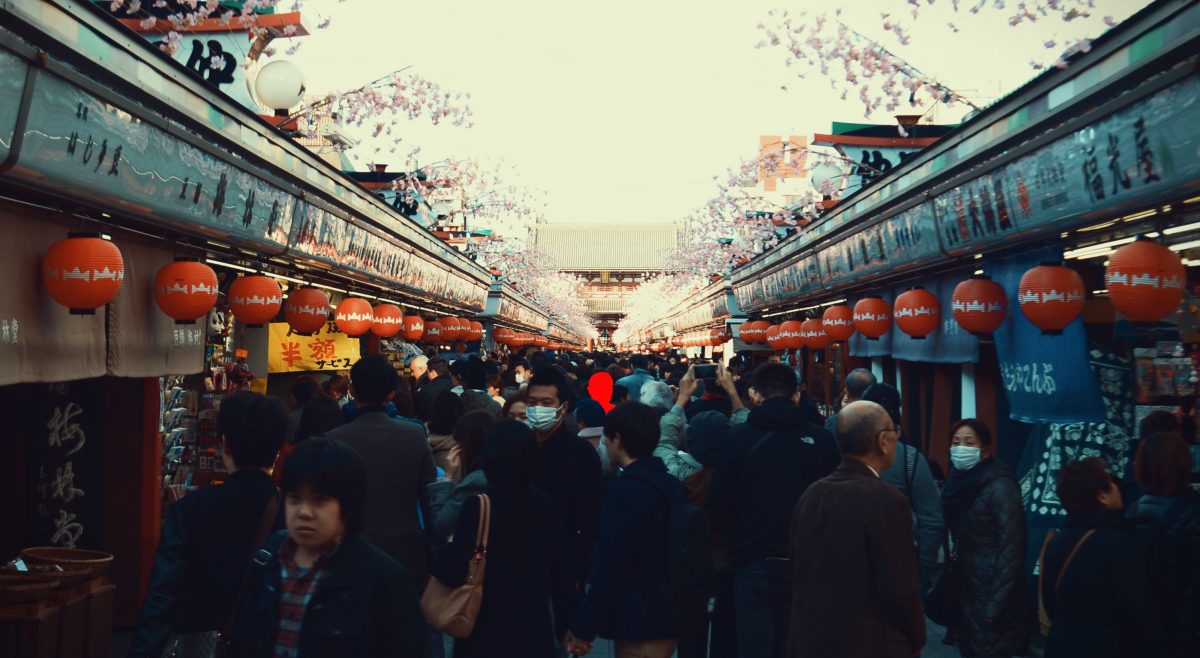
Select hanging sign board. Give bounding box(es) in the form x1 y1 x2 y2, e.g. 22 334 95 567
267 322 361 373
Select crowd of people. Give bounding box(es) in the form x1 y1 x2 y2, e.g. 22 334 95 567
127 347 1200 658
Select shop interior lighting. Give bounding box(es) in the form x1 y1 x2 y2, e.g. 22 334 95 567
1092 289 1108 295
973 253 982 259
1185 259 1200 267
1121 209 1158 222
308 281 349 294
265 271 305 285
1169 239 1200 252
207 258 257 273
1065 232 1160 260
974 269 984 275
1163 221 1200 236
1183 196 1200 205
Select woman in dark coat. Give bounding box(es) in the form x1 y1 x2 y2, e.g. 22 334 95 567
1126 432 1200 657
941 419 1027 658
433 420 576 658
1042 458 1164 658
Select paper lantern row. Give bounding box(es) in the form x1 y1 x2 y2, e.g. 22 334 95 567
494 328 549 347
672 327 731 348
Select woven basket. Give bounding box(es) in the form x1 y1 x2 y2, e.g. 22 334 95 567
20 547 113 579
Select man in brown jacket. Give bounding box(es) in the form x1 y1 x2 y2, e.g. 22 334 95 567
788 400 926 658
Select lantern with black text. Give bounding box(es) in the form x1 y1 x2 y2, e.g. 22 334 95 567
780 320 805 349
43 235 125 314
423 320 444 343
802 318 831 350
952 276 1007 335
821 305 855 341
371 304 403 338
1019 263 1084 335
894 288 940 339
228 275 282 327
154 260 217 324
1106 239 1186 323
285 288 330 335
853 296 892 339
334 297 374 337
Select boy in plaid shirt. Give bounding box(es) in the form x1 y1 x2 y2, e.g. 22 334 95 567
230 437 428 658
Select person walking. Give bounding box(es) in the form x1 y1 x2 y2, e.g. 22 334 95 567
272 393 343 486
323 355 437 581
939 419 1028 658
414 357 454 421
129 392 289 658
825 368 877 435
1126 432 1200 657
229 438 428 658
1040 458 1164 658
616 354 657 402
428 410 495 538
788 400 926 658
427 390 465 474
710 363 841 658
432 421 577 658
565 402 690 658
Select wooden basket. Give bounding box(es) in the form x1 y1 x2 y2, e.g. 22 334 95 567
20 548 113 580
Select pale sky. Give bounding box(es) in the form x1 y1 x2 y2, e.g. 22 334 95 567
282 0 1147 228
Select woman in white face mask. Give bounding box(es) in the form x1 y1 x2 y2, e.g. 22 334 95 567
933 419 1028 658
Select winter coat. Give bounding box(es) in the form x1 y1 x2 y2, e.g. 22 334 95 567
1127 490 1200 657
230 532 427 658
428 469 490 539
709 397 841 566
1041 509 1165 658
880 442 944 591
427 430 456 474
941 458 1028 657
615 368 656 403
433 486 575 658
789 460 926 658
655 404 750 482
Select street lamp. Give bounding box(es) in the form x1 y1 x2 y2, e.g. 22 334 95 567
255 60 306 117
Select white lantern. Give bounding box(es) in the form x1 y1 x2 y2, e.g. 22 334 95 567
254 60 306 115
809 162 846 197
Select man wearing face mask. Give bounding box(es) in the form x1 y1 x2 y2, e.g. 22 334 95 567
526 369 603 623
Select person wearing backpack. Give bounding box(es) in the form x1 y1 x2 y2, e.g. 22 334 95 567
565 401 711 658
1126 431 1200 657
1040 458 1165 658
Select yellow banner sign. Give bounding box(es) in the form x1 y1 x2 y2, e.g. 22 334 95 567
267 322 361 373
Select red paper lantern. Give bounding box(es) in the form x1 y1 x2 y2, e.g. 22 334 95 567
401 315 425 341
765 324 784 349
820 305 855 341
437 317 461 341
467 321 485 341
711 326 731 345
780 320 805 349
952 276 1008 335
494 327 514 345
894 288 940 340
154 260 217 324
371 304 403 337
853 296 892 340
228 275 282 327
334 297 373 337
424 321 445 343
285 288 330 335
1106 239 1186 323
740 320 766 344
534 334 549 347
1019 263 1085 335
42 235 125 314
802 318 831 350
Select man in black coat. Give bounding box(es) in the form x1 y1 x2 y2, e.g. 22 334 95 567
788 401 926 658
709 363 841 658
566 402 687 658
129 392 288 658
413 357 454 421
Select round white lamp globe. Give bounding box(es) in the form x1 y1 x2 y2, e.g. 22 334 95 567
808 162 845 196
255 60 306 114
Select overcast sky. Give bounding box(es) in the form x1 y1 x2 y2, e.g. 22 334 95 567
280 0 1147 227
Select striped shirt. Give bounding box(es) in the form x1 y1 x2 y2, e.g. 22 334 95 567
273 538 336 658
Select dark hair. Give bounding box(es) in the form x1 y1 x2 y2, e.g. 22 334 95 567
502 393 527 419
753 363 799 399
611 384 629 405
290 375 322 408
1138 410 1180 440
429 390 465 435
949 418 993 447
453 410 496 476
281 437 367 535
349 355 399 404
219 391 288 469
482 420 540 486
603 401 660 459
845 368 878 401
527 369 576 412
836 403 887 457
428 357 451 378
529 351 550 372
861 383 901 426
487 375 505 393
392 378 414 418
295 395 343 444
630 355 649 370
323 374 350 398
1134 431 1193 496
461 357 487 390
1056 458 1114 515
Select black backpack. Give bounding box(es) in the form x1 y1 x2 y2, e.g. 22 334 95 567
624 470 715 632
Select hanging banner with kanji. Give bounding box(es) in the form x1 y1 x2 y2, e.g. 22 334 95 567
268 322 361 373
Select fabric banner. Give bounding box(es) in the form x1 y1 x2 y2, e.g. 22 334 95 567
848 291 894 358
991 249 1106 424
891 274 979 364
268 322 361 373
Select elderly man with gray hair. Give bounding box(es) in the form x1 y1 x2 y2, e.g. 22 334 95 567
825 368 877 435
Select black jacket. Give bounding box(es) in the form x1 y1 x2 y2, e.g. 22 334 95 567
230 532 427 658
571 457 685 642
710 397 840 566
129 469 279 658
1041 509 1165 658
414 376 455 421
1127 490 1200 657
941 458 1027 657
789 460 926 658
433 486 575 658
533 425 603 601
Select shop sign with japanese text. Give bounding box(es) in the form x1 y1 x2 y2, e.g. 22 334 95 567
268 322 361 373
